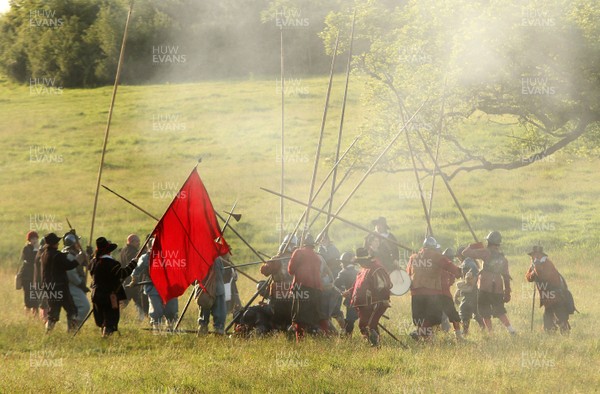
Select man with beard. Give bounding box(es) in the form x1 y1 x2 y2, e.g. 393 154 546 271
40 233 79 333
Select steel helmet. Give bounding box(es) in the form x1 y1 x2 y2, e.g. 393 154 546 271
63 233 78 248
486 231 502 245
423 236 440 250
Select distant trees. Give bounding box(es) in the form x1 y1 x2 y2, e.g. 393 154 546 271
0 0 343 87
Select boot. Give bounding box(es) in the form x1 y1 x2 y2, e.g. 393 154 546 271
197 324 208 336
67 319 79 333
368 329 380 347
45 320 56 334
102 327 114 338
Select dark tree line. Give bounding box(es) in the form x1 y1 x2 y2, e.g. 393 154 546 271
0 0 345 87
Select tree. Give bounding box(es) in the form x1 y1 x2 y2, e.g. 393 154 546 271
321 0 600 179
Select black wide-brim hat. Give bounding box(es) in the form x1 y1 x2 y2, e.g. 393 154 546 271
96 236 118 255
353 247 374 265
371 216 390 229
527 245 547 257
44 232 61 245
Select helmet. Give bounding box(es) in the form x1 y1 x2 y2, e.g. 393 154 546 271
485 231 502 245
63 233 78 248
442 248 455 259
302 233 315 247
278 233 298 254
339 251 355 265
423 237 440 250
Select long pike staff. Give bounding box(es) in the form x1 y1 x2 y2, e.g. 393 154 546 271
261 187 414 253
88 1 134 249
427 79 447 219
405 128 433 236
279 135 360 253
302 31 340 242
309 158 356 229
316 100 429 242
279 28 285 243
412 125 479 242
327 9 356 222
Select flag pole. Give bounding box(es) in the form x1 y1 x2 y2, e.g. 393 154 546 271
88 0 134 249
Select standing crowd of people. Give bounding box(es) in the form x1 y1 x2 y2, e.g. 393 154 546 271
16 216 575 342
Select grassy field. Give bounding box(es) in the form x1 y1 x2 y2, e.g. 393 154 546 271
1 74 599 393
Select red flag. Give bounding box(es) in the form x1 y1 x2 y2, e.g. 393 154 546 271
149 168 230 302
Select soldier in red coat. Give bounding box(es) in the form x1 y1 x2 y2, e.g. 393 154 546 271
525 246 570 334
407 237 461 340
463 231 516 334
346 246 392 347
288 234 323 341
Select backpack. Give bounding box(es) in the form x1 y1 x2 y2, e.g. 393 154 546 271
560 274 578 315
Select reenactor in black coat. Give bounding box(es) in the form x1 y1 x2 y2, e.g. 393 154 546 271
17 231 40 315
90 237 137 337
40 233 79 333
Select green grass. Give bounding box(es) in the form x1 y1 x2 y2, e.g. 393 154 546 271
1 75 599 393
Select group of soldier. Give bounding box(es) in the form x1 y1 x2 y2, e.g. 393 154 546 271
16 215 575 343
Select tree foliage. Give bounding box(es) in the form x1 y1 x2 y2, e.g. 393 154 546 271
322 0 600 178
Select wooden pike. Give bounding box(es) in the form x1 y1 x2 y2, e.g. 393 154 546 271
88 1 134 248
302 31 340 243
327 9 356 222
316 100 429 242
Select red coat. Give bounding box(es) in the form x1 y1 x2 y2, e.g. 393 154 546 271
407 248 460 296
350 258 392 307
288 247 322 290
526 257 564 307
463 243 510 294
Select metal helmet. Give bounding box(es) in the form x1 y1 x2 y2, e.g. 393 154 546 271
339 251 355 264
302 233 315 247
442 248 456 259
423 236 440 250
63 233 78 248
486 231 502 245
278 233 298 254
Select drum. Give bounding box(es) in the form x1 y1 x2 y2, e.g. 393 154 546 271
389 269 411 296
